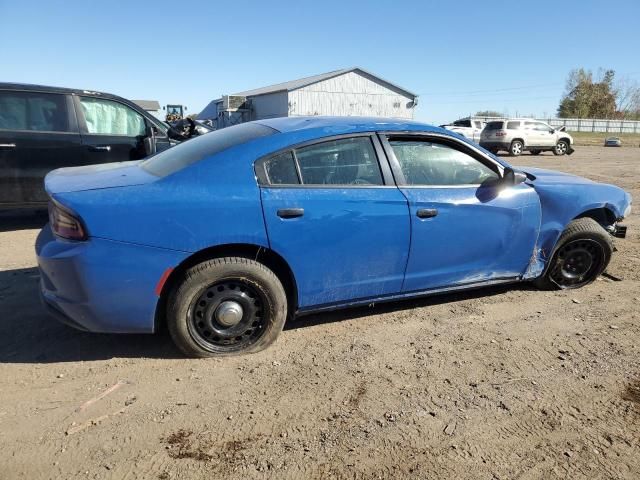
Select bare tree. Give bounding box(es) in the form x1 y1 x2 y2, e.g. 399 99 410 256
614 76 640 119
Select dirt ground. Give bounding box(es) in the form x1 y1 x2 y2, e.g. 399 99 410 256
0 146 638 480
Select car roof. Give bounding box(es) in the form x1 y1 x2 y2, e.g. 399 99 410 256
255 116 443 134
0 82 130 102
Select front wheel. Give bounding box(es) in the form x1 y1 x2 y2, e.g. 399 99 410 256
167 257 287 357
509 140 523 156
534 218 613 290
554 140 569 156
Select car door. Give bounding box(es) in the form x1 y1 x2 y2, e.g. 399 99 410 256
258 134 411 309
534 122 556 147
381 134 541 292
74 95 149 165
0 89 82 206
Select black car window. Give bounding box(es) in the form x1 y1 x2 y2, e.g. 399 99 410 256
389 139 499 186
264 151 300 185
453 119 472 127
142 122 277 177
294 137 383 186
79 97 146 136
0 91 69 132
484 121 504 130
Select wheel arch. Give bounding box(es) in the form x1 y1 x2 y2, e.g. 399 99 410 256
154 243 298 332
574 206 617 228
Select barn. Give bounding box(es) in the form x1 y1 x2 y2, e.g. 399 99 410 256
197 67 418 129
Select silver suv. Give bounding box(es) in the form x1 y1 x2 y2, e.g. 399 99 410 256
480 119 574 156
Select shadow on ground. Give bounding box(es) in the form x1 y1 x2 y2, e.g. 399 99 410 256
0 264 533 364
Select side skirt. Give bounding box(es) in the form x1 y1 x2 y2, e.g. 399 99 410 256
295 277 521 316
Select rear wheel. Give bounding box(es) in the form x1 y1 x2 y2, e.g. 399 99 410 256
534 218 613 290
509 140 523 156
167 257 287 357
554 140 569 156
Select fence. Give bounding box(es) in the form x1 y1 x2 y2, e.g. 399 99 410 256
540 118 640 134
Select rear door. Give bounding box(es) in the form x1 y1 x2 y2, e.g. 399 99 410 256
258 134 411 309
381 133 541 292
0 89 82 206
74 96 148 165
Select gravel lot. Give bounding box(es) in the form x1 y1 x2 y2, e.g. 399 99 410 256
0 146 638 479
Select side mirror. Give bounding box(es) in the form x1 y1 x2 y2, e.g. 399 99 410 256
502 167 527 186
143 124 157 156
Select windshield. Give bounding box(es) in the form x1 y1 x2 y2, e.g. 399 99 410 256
141 122 277 177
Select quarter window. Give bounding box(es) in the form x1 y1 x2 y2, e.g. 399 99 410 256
294 137 383 185
0 91 69 132
264 151 300 185
506 121 520 130
389 140 499 186
80 97 146 136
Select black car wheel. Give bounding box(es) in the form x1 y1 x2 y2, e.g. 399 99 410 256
534 218 613 290
167 257 287 357
554 140 569 156
509 140 523 156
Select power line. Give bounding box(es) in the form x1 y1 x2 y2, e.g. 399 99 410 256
426 95 559 105
423 82 563 96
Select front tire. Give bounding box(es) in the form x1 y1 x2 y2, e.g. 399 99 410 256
509 140 524 156
534 218 613 290
167 257 287 357
554 140 569 156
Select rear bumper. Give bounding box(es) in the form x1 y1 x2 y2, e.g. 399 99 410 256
36 225 188 333
480 141 510 150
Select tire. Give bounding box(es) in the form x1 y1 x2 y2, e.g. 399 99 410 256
554 140 569 156
167 257 287 357
509 140 524 156
533 218 613 290
530 150 542 155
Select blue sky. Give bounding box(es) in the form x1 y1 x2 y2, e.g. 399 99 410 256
2 0 639 124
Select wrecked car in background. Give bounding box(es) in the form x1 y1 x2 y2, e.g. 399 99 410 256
36 117 632 357
0 83 209 209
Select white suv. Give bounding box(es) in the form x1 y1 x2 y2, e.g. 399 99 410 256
441 117 486 143
480 119 574 156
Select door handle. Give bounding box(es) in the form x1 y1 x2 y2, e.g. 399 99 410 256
88 145 111 152
277 208 304 219
416 208 438 218
0 143 16 149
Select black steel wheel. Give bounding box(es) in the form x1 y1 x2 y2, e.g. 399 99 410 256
534 217 613 290
548 239 604 288
167 257 287 357
188 280 267 352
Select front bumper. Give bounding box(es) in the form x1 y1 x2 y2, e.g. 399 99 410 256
36 225 188 333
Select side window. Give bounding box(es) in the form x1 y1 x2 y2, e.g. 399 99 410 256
80 97 146 136
535 122 552 132
294 137 383 185
264 151 300 185
474 121 483 129
389 139 499 186
506 121 520 130
0 91 69 132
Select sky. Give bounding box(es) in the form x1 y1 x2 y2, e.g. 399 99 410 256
2 0 639 125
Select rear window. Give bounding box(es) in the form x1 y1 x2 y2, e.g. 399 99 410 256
0 90 69 132
141 122 277 177
485 121 504 130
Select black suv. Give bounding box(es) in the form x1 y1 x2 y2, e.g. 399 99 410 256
0 83 184 208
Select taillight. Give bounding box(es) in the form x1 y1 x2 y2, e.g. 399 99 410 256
495 130 507 137
48 201 87 241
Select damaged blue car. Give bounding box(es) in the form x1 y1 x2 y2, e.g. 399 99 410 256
36 117 632 357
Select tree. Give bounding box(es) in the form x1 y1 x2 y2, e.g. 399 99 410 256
558 68 617 118
475 110 503 117
613 76 640 120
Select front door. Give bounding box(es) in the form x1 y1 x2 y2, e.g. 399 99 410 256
382 134 541 292
0 90 82 206
259 135 411 309
74 96 148 165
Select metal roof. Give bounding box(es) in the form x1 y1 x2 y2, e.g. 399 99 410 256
231 67 416 99
132 100 161 111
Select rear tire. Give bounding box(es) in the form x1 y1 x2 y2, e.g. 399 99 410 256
533 218 613 290
167 257 287 357
554 140 569 156
509 140 524 156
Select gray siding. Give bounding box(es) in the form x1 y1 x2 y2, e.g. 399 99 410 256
249 91 289 120
287 71 414 119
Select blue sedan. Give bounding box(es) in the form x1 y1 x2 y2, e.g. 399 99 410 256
36 117 632 357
